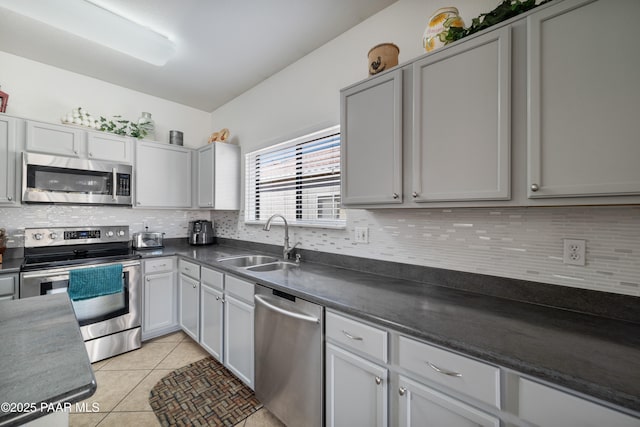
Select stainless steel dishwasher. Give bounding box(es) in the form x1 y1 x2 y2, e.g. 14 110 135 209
254 284 323 427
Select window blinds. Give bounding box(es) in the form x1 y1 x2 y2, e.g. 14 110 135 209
245 125 345 227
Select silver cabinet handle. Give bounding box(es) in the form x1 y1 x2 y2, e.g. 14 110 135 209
412 192 418 198
392 193 399 199
7 196 12 201
221 298 226 303
89 152 93 157
399 387 406 396
530 183 539 192
137 201 141 205
73 149 78 154
342 330 363 341
215 296 220 301
192 284 197 288
146 278 150 282
375 376 382 385
426 361 462 377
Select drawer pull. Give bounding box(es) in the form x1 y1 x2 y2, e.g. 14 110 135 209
399 387 406 396
375 376 382 385
426 361 462 377
342 330 363 341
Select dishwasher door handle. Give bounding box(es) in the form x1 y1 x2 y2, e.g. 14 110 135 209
254 294 320 324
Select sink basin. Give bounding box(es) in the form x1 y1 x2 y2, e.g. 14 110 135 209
216 255 279 267
246 261 299 272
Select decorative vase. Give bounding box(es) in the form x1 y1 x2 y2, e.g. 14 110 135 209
367 43 400 76
138 112 155 140
422 7 465 52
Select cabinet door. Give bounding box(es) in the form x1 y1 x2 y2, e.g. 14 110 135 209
0 274 17 300
326 343 387 427
527 0 640 198
213 143 240 210
518 378 640 427
135 141 192 208
341 69 402 205
398 376 499 427
179 274 199 341
143 271 177 335
87 132 132 163
197 144 215 208
200 283 224 362
224 294 254 388
0 116 17 205
26 121 83 157
412 27 511 202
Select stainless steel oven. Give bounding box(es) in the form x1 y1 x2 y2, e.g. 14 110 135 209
22 152 132 205
19 226 141 362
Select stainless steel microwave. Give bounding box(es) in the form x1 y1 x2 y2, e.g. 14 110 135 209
22 153 133 205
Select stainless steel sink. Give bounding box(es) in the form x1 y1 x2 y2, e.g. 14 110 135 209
246 261 299 272
216 255 279 267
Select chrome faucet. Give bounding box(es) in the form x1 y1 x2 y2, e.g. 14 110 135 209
263 214 299 260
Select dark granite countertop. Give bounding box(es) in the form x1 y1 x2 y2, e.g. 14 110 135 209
0 293 97 426
138 240 640 414
0 258 22 274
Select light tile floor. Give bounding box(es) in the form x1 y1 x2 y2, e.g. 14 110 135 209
70 331 284 427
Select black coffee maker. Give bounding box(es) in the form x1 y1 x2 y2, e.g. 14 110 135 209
188 220 214 245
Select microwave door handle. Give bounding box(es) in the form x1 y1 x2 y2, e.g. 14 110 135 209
112 168 117 200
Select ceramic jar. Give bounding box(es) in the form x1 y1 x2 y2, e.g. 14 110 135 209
367 43 400 76
138 112 155 140
422 7 465 52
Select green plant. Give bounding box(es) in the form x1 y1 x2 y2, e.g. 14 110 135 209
99 115 149 139
444 0 553 43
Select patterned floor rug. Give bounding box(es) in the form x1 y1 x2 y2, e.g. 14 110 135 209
149 356 262 426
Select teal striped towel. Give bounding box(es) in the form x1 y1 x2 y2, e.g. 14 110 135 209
68 264 123 301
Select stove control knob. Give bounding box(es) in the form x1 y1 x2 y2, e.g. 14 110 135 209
106 231 114 237
49 232 58 240
117 230 126 237
34 233 43 240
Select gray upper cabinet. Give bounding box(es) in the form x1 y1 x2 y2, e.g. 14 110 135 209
0 116 18 206
197 142 240 209
86 131 132 164
341 69 402 205
527 0 640 198
135 140 192 208
26 120 83 157
412 26 511 202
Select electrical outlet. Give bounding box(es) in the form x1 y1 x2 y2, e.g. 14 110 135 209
355 227 369 244
563 239 586 266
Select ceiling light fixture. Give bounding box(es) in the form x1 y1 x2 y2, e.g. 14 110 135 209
0 0 176 66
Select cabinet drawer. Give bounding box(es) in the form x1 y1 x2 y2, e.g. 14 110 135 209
179 259 200 280
326 311 388 363
398 336 500 408
201 267 223 291
225 275 254 305
518 378 639 427
144 257 174 274
0 275 15 295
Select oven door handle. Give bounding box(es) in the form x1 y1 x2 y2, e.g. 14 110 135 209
20 272 69 282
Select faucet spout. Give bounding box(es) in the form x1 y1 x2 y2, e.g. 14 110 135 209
263 214 297 259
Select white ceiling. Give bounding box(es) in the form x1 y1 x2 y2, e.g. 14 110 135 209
0 0 397 112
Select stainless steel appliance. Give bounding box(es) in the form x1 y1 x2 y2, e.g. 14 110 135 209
254 284 323 427
188 220 214 245
20 226 141 362
132 231 164 249
22 152 133 205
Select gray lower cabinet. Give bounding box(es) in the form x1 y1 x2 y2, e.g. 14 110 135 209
200 267 224 361
0 115 18 206
341 69 403 205
178 259 201 341
135 140 192 208
0 273 18 301
142 257 177 340
197 142 240 209
398 376 499 427
526 0 640 199
412 26 511 202
224 275 254 388
326 343 387 427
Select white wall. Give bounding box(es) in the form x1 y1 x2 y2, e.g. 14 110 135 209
209 0 640 297
0 51 211 147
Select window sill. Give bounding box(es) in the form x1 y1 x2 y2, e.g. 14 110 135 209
244 220 346 230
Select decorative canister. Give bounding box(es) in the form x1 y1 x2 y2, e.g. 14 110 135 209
367 43 400 76
138 112 156 139
169 130 183 146
422 7 465 52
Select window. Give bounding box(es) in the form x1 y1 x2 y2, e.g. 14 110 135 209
245 125 345 227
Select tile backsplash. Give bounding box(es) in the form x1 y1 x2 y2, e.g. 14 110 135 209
213 206 640 297
0 205 208 247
